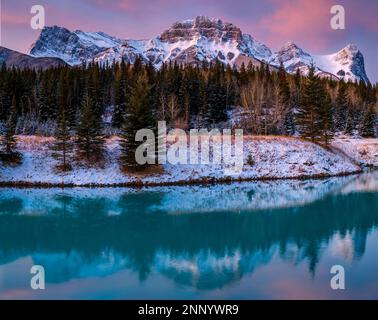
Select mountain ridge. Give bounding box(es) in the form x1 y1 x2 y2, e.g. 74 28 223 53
22 16 371 82
0 46 67 70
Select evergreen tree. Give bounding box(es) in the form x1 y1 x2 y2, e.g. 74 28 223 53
278 63 294 135
319 91 334 146
239 62 249 85
334 82 349 132
292 68 302 106
344 108 355 135
76 91 105 164
0 63 11 122
296 66 323 142
1 96 21 164
51 106 73 171
197 77 209 127
112 60 129 128
0 84 5 122
120 72 155 170
0 53 374 153
359 104 376 137
38 75 51 121
225 64 236 111
205 61 228 126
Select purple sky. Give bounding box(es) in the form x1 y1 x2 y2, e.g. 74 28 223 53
1 0 377 83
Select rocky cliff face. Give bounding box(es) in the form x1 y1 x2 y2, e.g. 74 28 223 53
30 26 122 66
330 44 369 83
159 16 243 43
270 42 370 83
27 16 370 83
28 16 273 69
269 42 313 72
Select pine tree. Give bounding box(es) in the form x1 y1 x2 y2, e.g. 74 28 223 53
204 61 228 126
292 68 302 105
198 77 209 127
344 108 355 135
225 64 236 111
120 72 155 171
1 96 21 164
1 52 376 153
0 84 4 123
296 66 323 142
319 91 334 146
239 62 249 85
278 63 294 135
359 104 376 137
38 75 52 121
0 69 12 123
112 60 129 128
51 106 73 171
334 82 349 133
76 91 105 164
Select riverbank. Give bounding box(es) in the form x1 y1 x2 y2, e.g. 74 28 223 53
0 135 376 187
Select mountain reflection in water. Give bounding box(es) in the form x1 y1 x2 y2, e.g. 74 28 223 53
0 172 377 299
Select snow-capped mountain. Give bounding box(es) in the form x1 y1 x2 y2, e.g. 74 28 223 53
30 26 123 66
269 41 315 74
313 44 369 83
29 16 369 83
30 17 271 69
269 42 369 83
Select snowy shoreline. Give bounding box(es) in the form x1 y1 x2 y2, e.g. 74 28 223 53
0 171 364 188
0 135 376 188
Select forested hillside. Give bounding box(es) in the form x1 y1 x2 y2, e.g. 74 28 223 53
0 59 377 170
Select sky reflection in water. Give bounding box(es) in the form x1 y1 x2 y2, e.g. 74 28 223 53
0 172 377 299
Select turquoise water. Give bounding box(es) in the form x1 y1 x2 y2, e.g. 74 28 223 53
0 172 377 299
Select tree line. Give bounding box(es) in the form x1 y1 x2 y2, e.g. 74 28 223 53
0 58 377 170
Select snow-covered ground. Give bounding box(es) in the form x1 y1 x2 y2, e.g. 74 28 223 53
0 135 372 186
332 137 378 168
0 174 359 215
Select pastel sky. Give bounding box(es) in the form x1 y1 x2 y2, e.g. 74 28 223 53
1 0 377 83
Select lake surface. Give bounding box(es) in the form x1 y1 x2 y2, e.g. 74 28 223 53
0 172 377 299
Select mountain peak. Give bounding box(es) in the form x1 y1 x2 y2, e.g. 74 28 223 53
328 43 369 83
160 16 242 43
334 44 362 63
42 25 69 31
174 16 231 28
28 19 369 83
270 41 313 72
30 26 121 65
39 25 73 37
341 43 359 53
281 41 299 50
278 41 311 56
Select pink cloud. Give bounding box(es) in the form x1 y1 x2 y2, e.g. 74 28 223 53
1 11 29 26
85 0 176 13
89 0 137 11
117 0 143 11
257 0 337 50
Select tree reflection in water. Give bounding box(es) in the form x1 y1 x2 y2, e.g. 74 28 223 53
0 172 377 291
